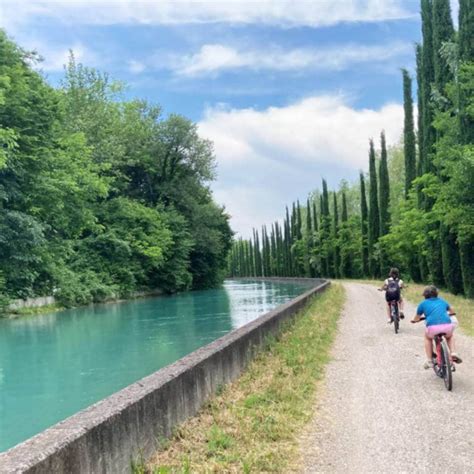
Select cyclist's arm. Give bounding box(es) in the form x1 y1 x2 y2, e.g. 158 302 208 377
411 302 424 323
411 313 423 323
447 306 455 316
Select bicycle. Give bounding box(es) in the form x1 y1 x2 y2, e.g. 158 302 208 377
412 316 455 391
378 288 401 334
389 300 400 334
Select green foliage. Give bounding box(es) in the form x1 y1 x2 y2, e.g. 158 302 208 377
402 69 417 197
0 31 232 307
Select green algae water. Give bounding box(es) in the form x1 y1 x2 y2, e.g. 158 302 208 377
0 279 313 452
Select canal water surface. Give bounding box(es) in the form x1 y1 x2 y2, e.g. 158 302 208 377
0 279 313 452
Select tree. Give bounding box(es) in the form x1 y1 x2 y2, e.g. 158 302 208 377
379 131 390 236
332 193 340 278
360 173 369 276
402 69 417 197
421 0 436 176
339 191 354 278
432 0 454 92
368 139 380 277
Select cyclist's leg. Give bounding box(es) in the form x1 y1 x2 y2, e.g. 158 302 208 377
386 302 391 321
424 333 434 360
446 334 455 353
398 297 404 317
445 331 462 362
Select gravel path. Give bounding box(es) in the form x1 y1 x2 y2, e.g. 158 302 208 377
300 283 473 473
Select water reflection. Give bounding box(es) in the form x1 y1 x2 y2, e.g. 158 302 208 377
0 279 311 452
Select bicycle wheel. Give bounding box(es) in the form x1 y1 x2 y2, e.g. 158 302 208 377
393 304 399 334
440 339 453 391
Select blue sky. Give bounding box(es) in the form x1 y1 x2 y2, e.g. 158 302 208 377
1 1 451 237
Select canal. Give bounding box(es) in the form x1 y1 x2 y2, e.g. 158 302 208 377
0 279 313 452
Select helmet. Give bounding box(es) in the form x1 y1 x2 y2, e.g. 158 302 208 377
423 285 438 299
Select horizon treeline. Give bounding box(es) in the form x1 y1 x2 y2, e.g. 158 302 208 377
229 0 474 298
0 30 232 307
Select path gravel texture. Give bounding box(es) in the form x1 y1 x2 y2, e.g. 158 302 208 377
300 283 473 473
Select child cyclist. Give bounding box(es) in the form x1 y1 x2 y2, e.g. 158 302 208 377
380 267 405 323
411 285 462 369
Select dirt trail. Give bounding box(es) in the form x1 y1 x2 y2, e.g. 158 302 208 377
300 283 474 473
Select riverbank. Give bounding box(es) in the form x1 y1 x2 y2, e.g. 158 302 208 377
1 288 165 319
139 283 344 473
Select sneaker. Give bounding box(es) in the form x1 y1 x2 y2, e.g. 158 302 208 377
423 360 434 369
452 353 463 364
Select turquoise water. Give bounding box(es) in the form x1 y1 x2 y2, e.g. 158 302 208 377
0 279 312 452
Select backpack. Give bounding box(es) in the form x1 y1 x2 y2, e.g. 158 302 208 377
386 279 400 299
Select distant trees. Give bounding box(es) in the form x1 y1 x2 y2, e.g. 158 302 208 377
229 1 473 297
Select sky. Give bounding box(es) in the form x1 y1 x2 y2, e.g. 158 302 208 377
0 0 443 237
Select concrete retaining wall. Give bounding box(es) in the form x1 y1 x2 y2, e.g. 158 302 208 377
8 296 56 311
0 279 329 474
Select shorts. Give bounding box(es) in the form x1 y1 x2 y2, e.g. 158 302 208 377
385 293 401 303
425 323 454 339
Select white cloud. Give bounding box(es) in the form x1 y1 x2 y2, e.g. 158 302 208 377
128 60 146 74
173 41 412 76
1 0 415 31
199 95 404 237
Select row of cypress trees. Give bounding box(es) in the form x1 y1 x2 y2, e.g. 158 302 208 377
229 0 474 297
228 132 391 280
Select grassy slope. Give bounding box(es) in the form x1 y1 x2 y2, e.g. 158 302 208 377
139 283 345 473
345 279 473 338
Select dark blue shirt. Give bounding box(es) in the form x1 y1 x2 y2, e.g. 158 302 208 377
416 297 452 327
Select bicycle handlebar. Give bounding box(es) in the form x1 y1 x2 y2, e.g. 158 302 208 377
411 313 456 323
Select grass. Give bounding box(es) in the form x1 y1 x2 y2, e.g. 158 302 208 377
343 278 473 337
140 283 345 473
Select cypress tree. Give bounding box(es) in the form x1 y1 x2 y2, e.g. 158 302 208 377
415 44 426 209
432 0 454 92
420 0 445 287
291 203 298 245
459 0 474 144
276 222 283 276
305 198 313 277
270 224 277 276
332 192 340 279
248 239 254 276
459 0 474 63
306 198 312 234
264 226 271 276
254 229 262 277
284 206 292 276
321 179 332 277
432 0 463 296
341 192 348 222
402 69 417 197
368 139 380 277
457 0 474 297
311 200 320 277
312 200 318 232
360 172 369 276
296 200 303 240
340 191 352 278
440 224 464 294
421 0 436 176
378 131 390 236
